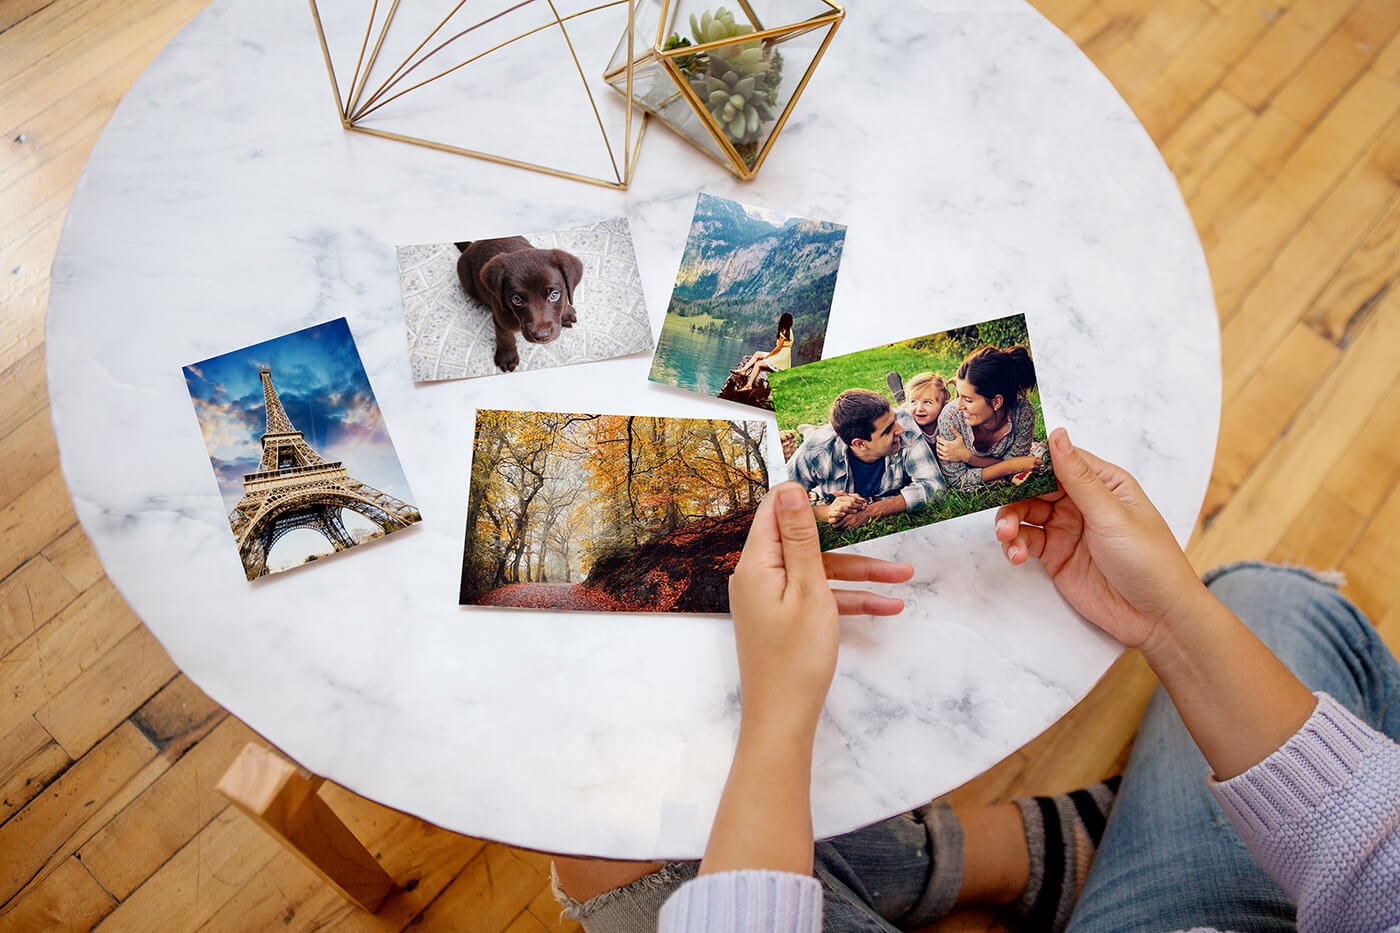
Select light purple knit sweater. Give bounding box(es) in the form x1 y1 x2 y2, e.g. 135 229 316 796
658 693 1400 932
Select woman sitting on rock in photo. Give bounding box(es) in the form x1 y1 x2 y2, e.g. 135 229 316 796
731 311 794 391
935 345 1047 490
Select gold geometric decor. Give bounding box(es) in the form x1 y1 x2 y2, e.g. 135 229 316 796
603 0 843 179
307 0 650 189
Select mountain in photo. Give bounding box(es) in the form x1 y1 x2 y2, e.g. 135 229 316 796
671 195 847 326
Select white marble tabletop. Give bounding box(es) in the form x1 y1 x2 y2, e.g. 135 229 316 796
47 0 1218 859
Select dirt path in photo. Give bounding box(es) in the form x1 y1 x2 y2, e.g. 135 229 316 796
473 582 631 611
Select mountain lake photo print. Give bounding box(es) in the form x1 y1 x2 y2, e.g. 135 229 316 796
648 193 846 410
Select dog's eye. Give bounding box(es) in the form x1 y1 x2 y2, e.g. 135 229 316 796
547 289 561 302
510 294 524 306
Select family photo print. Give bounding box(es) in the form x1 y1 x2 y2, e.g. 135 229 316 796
459 410 769 614
648 192 846 410
396 215 654 381
183 317 422 580
770 313 1058 550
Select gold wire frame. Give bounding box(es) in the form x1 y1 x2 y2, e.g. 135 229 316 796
308 0 650 190
602 0 843 180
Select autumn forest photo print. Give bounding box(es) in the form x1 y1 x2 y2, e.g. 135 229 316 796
459 410 769 614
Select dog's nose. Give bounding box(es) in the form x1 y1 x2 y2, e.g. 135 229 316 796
532 325 555 340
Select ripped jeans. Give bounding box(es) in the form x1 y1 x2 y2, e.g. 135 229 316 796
555 563 1400 932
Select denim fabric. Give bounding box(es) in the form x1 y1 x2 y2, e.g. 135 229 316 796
1068 562 1400 933
555 802 963 932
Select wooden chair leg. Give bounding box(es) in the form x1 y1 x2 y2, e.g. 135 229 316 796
216 742 395 912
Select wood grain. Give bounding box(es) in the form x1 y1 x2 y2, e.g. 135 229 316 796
2 0 1399 929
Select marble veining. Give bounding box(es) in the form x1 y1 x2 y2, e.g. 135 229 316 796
46 0 1218 858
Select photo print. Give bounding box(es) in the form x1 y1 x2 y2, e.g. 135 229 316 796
769 313 1058 551
396 215 654 381
648 193 846 410
460 410 770 614
183 318 422 580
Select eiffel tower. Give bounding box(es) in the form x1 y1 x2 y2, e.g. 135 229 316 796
229 367 421 579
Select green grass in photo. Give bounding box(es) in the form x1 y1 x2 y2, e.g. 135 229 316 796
815 471 1058 550
769 314 1056 550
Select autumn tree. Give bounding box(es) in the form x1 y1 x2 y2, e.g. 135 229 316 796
462 411 768 602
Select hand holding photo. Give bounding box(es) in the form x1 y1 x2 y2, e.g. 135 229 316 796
769 313 1057 550
648 193 846 410
460 411 769 614
396 216 653 381
183 318 422 580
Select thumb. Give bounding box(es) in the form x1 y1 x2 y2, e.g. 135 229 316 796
737 481 785 573
771 482 827 592
1047 428 1119 522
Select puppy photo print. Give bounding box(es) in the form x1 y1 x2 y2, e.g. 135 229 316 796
396 215 654 381
769 313 1058 551
460 409 769 614
182 318 422 580
648 192 846 411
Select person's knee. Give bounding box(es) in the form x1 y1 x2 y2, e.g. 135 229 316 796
550 859 694 930
1202 561 1375 661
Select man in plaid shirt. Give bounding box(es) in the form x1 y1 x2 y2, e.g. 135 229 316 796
785 388 948 529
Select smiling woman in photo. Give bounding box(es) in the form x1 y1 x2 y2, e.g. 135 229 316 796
934 345 1047 490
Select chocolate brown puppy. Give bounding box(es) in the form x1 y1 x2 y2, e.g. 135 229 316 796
455 237 584 372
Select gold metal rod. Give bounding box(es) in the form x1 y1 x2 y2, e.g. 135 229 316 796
346 0 381 118
307 0 348 122
353 0 627 122
354 16 556 121
626 111 649 180
354 0 481 119
734 0 762 33
345 124 629 189
659 50 746 176
622 0 633 177
678 12 841 53
751 17 843 174
657 0 676 49
545 0 622 185
349 0 404 116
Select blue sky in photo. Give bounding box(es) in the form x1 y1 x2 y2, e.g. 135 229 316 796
183 317 415 515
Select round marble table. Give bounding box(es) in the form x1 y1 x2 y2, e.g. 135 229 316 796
47 0 1218 859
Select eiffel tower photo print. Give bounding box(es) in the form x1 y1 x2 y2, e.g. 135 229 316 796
183 318 422 580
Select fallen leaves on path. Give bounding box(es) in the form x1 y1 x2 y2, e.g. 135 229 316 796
474 582 631 612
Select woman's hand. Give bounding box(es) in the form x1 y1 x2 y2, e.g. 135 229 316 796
935 433 973 463
994 429 1210 649
826 493 866 528
729 483 910 737
997 430 1318 782
703 483 911 877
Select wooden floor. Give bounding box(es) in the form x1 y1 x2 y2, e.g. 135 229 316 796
3 0 1399 929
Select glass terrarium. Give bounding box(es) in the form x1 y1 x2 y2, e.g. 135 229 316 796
604 0 844 179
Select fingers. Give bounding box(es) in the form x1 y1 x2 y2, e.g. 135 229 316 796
996 496 1055 535
823 553 915 584
771 482 828 590
1046 428 1119 521
1001 524 1046 565
833 588 905 616
1071 446 1143 503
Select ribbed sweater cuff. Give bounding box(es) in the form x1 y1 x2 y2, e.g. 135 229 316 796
658 870 822 932
1208 693 1380 838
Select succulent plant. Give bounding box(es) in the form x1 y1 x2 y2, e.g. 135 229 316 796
689 7 754 46
663 6 782 157
696 69 773 142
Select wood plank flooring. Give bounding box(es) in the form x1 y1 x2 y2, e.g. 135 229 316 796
3 0 1398 929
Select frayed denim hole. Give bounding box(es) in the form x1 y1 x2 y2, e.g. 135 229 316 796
1201 560 1346 591
549 861 697 921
